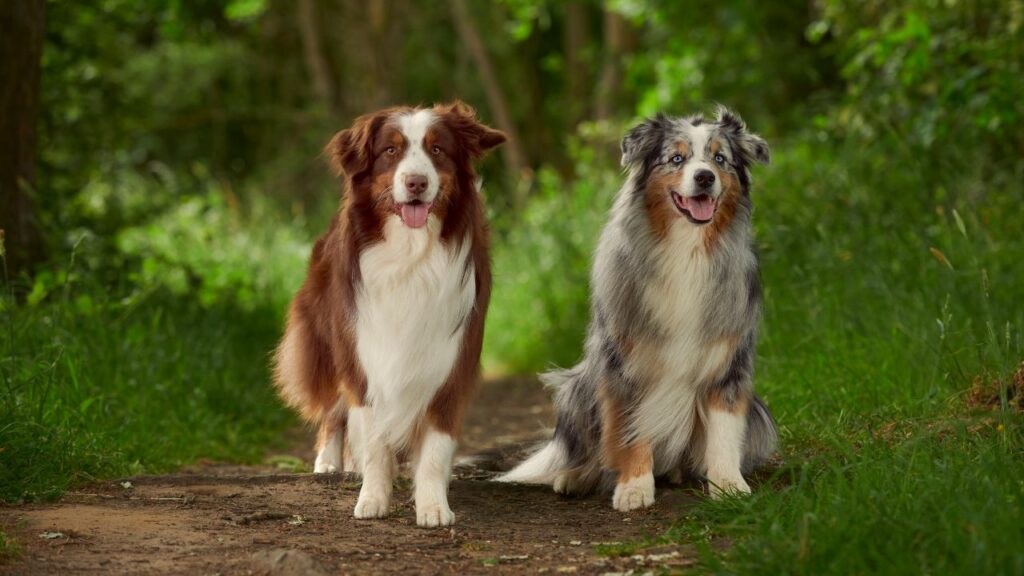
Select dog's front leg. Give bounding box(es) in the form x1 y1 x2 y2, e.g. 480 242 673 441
412 426 457 527
314 398 347 473
350 406 394 518
702 391 751 497
601 387 655 511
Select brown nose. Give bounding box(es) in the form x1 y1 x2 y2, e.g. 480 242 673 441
694 169 716 189
405 174 428 196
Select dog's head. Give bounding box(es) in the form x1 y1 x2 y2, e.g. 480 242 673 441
621 106 769 235
326 101 506 230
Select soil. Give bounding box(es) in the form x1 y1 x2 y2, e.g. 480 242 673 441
0 378 704 575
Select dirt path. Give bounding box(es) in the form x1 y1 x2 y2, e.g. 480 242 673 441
0 379 701 575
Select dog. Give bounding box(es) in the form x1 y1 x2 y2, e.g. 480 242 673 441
498 107 777 511
274 101 505 527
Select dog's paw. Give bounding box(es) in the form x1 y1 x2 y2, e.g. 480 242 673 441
353 493 390 519
314 448 342 474
416 502 455 527
612 474 655 512
313 461 338 474
706 473 751 498
553 471 582 495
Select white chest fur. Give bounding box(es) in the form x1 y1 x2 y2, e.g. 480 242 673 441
354 216 475 448
628 226 744 473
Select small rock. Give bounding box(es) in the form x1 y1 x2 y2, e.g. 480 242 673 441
120 481 133 489
39 532 64 540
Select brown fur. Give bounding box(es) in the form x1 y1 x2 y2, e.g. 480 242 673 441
644 170 680 241
273 101 505 456
599 385 654 483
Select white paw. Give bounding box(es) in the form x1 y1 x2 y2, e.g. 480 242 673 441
314 448 342 474
416 502 455 527
612 474 655 512
707 472 751 498
353 492 390 519
313 461 338 474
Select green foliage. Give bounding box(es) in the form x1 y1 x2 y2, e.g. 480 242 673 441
815 0 1024 156
0 180 306 501
485 127 623 372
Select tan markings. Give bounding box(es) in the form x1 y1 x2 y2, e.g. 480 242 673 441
676 140 691 157
599 385 654 481
705 386 750 414
703 163 740 251
341 383 363 408
644 170 680 241
709 140 722 155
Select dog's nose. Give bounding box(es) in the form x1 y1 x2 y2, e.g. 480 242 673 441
694 169 716 189
405 174 428 196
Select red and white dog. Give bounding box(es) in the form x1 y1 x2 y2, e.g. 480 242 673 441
274 101 505 527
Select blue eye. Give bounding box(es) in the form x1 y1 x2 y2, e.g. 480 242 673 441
671 154 684 164
714 153 726 165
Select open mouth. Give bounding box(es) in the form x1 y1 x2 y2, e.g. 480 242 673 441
671 191 717 224
397 199 432 229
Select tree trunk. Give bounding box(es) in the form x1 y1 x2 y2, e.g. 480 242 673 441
296 0 336 114
564 1 590 127
594 9 629 122
447 0 527 198
0 0 47 277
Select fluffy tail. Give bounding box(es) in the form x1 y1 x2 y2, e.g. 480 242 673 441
495 367 580 484
742 393 778 473
494 440 567 484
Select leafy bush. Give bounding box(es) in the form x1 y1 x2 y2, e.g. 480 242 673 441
484 126 623 373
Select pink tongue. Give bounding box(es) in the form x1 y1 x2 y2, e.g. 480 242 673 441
400 203 430 228
687 195 716 221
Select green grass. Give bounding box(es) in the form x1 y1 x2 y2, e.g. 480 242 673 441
0 288 295 501
0 181 309 502
0 529 20 562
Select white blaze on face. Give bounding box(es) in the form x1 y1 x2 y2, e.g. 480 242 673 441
679 124 722 199
393 110 440 205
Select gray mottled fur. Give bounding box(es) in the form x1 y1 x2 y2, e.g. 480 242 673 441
500 107 777 492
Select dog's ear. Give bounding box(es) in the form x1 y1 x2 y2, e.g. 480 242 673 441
438 100 507 159
715 105 770 166
621 115 667 168
324 111 389 177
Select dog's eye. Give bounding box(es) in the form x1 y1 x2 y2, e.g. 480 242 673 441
431 145 443 155
714 153 725 165
670 154 684 165
385 146 398 156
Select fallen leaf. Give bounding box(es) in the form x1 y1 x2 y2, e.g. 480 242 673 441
39 532 64 540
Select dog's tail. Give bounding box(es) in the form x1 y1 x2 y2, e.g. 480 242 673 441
742 393 778 473
494 368 579 484
494 440 568 484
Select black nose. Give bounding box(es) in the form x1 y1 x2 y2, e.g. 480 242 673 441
405 174 428 196
694 169 716 189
